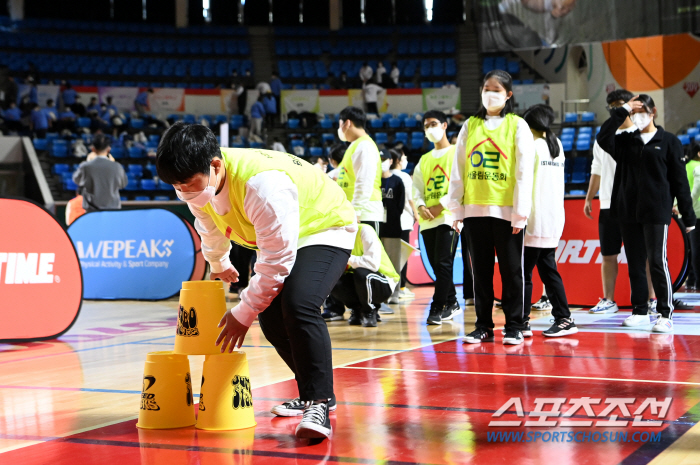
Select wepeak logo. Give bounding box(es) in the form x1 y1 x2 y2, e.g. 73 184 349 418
75 240 174 259
0 252 56 284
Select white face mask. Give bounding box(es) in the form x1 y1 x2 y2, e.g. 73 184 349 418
175 165 217 208
631 112 652 131
400 158 408 170
337 120 348 142
381 159 392 171
481 91 508 112
425 126 444 143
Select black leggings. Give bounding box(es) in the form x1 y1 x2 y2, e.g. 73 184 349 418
331 268 392 315
523 247 571 321
421 224 458 309
257 245 350 401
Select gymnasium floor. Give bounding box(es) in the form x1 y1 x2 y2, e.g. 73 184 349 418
2 286 700 464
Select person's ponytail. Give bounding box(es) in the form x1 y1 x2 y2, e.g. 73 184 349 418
523 104 560 159
544 129 561 159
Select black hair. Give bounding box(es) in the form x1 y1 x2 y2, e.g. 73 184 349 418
156 122 222 185
89 96 97 101
339 106 366 129
636 94 656 114
606 89 634 105
690 142 700 161
65 83 72 89
328 143 346 165
106 96 113 103
46 99 54 106
522 104 561 159
92 133 111 153
422 110 447 126
389 148 404 170
475 70 515 120
147 88 154 93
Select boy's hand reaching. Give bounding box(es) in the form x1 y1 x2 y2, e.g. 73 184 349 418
210 266 239 283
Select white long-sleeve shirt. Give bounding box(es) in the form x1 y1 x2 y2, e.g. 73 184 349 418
391 169 415 231
525 138 566 248
390 68 400 85
350 139 385 221
348 224 398 291
189 170 357 327
590 127 635 210
441 115 536 228
412 146 455 231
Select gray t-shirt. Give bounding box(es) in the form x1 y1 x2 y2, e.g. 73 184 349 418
72 156 128 211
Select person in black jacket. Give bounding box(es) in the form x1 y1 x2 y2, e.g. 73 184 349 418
597 94 696 333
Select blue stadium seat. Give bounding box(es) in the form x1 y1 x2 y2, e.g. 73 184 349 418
687 127 700 138
679 134 691 145
370 119 383 128
140 179 157 190
394 132 408 144
128 146 145 158
562 139 574 152
52 163 70 174
389 118 401 129
320 119 333 129
77 117 91 128
33 138 48 151
124 179 139 191
134 195 151 201
110 147 125 159
154 196 170 201
581 112 595 122
375 132 388 145
576 139 591 151
564 113 578 123
403 118 418 129
287 119 300 129
309 147 323 157
321 133 335 144
130 119 144 129
51 144 68 158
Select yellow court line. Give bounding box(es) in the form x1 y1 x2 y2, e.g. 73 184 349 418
340 366 700 386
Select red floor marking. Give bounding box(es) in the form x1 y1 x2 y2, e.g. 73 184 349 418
3 335 700 464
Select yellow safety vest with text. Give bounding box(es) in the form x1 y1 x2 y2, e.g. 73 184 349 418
350 224 400 281
418 145 455 225
337 134 383 202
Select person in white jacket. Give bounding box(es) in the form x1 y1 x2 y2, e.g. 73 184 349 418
155 123 358 440
522 105 577 337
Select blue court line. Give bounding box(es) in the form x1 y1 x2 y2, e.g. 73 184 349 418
430 350 700 364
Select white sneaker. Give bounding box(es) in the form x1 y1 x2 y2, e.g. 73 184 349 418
623 314 651 327
399 288 415 299
532 296 552 311
648 299 658 315
387 296 399 305
589 298 619 314
652 317 673 333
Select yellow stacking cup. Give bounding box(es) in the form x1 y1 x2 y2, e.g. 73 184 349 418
196 352 256 431
136 351 196 429
174 280 228 355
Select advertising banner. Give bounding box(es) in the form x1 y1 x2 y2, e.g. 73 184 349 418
98 86 139 111
281 89 320 115
422 87 461 112
68 209 198 300
149 88 185 113
407 199 688 307
0 198 83 342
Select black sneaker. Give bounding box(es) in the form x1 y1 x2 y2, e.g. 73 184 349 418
427 306 442 325
295 401 332 439
271 396 337 417
503 328 524 345
348 308 361 325
543 318 579 337
321 310 344 321
361 309 378 327
502 323 533 338
673 298 695 310
441 302 462 321
463 328 494 344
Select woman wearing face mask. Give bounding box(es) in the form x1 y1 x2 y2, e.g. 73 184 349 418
413 110 462 325
597 94 696 333
379 150 407 306
389 148 420 301
442 70 536 345
521 104 577 337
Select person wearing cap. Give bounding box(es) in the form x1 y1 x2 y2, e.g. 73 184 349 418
156 122 358 441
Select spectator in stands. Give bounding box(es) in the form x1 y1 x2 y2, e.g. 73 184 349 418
597 94 695 333
379 149 406 306
311 156 329 172
256 80 271 95
336 106 384 232
29 103 49 138
376 62 387 83
227 69 239 88
262 92 276 128
235 82 247 116
249 95 265 138
2 101 22 133
243 69 254 89
270 71 282 116
413 110 461 325
334 71 350 90
19 77 38 110
56 106 77 133
390 62 400 85
87 97 100 114
44 99 58 122
0 68 18 110
72 134 127 212
135 88 153 117
71 94 87 117
271 137 286 153
62 83 77 109
412 66 421 89
362 80 383 115
359 62 373 84
105 96 119 117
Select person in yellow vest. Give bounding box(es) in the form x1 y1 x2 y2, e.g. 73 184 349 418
336 106 384 232
413 110 461 325
155 122 358 440
330 224 399 327
687 143 700 290
442 70 536 346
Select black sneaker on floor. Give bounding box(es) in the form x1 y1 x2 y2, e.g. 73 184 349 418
543 318 579 337
361 309 378 327
348 308 361 325
295 401 332 439
441 302 462 321
321 310 344 321
463 328 495 344
503 328 524 345
427 307 443 325
271 396 337 417
502 323 533 337
673 298 695 310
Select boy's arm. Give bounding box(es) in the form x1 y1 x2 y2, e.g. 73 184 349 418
188 203 234 273
348 225 381 272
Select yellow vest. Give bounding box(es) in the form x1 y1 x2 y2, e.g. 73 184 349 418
463 114 520 206
202 148 356 250
350 224 400 281
337 134 383 202
418 145 455 225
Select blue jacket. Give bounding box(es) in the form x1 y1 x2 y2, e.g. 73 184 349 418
250 101 265 119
